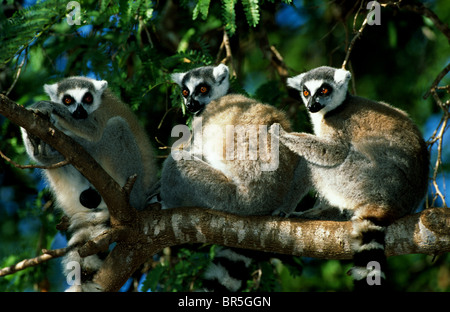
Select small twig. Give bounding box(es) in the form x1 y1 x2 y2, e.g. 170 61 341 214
424 64 449 207
427 89 449 207
56 215 71 232
215 36 225 64
79 230 114 258
157 105 177 130
342 10 370 69
397 2 450 44
5 52 27 97
123 174 138 201
155 136 170 150
0 247 69 277
0 149 69 170
257 26 289 83
348 62 357 95
268 45 289 83
41 247 69 257
424 63 450 100
218 29 236 77
352 0 365 33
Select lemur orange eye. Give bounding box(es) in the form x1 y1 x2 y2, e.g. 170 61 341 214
321 88 329 94
83 92 93 104
200 86 208 93
303 90 309 97
63 95 74 105
182 89 189 97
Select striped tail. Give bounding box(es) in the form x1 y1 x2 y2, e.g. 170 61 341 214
202 248 253 292
349 216 388 291
63 217 110 292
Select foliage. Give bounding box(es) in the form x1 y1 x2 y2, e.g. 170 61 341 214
0 0 449 292
141 246 212 292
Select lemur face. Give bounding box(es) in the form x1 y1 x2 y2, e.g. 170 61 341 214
44 77 108 119
171 64 230 115
287 66 351 115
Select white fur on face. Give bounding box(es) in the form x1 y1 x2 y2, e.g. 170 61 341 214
303 80 324 102
210 79 229 101
44 77 107 115
184 77 203 96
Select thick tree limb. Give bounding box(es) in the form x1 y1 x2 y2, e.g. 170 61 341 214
92 207 450 292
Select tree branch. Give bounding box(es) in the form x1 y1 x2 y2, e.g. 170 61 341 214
385 1 450 44
0 248 69 277
94 207 450 291
0 149 70 170
342 7 370 70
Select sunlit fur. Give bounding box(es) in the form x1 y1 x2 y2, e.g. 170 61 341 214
21 77 157 291
162 65 309 215
159 65 311 291
171 64 230 114
279 66 429 290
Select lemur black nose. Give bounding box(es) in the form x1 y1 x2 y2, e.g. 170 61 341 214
307 101 324 113
186 100 204 114
72 105 88 119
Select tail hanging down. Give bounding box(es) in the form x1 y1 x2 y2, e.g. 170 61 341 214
202 248 253 292
349 216 388 291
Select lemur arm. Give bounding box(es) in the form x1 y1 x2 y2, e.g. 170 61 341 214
29 101 104 142
160 154 240 212
91 116 147 210
271 123 349 167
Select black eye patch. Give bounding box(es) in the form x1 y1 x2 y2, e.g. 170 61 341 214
195 84 210 96
182 88 190 97
318 83 333 96
82 92 94 104
302 86 310 97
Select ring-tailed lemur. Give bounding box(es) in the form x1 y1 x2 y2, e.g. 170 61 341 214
271 66 429 290
21 76 157 291
155 64 310 291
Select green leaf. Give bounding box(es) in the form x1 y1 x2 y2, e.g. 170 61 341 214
193 0 211 20
141 265 165 292
242 0 260 27
0 0 67 66
222 0 237 36
388 21 397 48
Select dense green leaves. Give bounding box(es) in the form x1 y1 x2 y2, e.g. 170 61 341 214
222 0 237 35
242 0 260 27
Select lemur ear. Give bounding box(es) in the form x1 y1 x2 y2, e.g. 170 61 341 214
334 68 351 85
92 80 108 93
286 73 305 90
171 72 186 86
44 83 58 99
213 64 229 84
